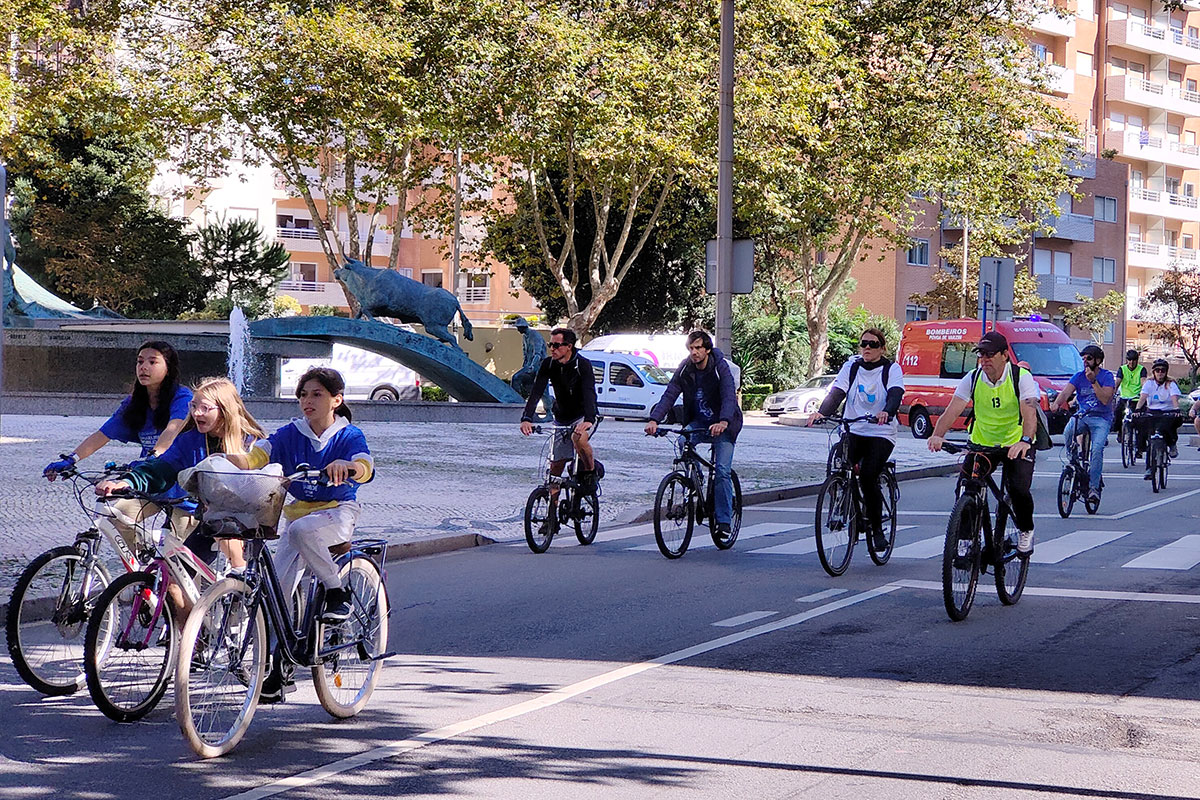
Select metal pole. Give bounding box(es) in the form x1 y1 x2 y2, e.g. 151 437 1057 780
452 146 462 319
960 215 968 319
1 162 6 423
715 0 734 352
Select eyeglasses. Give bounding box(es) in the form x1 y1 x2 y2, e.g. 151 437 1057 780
1153 367 1167 372
858 340 882 349
548 342 569 350
189 403 218 414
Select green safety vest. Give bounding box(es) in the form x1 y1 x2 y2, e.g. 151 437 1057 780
970 365 1024 448
1118 364 1146 400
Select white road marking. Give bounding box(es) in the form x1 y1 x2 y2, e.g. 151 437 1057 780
567 522 656 545
1031 530 1133 564
1104 488 1200 520
894 579 1200 604
712 610 778 627
220 583 902 800
748 526 916 556
795 588 848 603
891 536 945 559
625 522 803 551
1034 472 1200 481
1122 535 1200 570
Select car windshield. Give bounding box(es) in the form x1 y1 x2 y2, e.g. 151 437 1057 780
1010 342 1083 378
636 364 671 385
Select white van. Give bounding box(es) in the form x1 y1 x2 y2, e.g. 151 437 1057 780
578 350 674 420
280 343 419 401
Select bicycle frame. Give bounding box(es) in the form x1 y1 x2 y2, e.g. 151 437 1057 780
952 448 1014 550
114 527 220 650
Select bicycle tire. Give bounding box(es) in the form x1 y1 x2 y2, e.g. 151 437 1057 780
710 471 742 550
313 557 387 719
1056 466 1076 519
653 472 694 559
815 475 855 577
523 486 555 553
1121 424 1135 469
993 501 1027 605
175 577 266 758
84 570 175 722
942 494 981 622
1150 441 1164 494
6 546 112 696
573 493 600 546
868 470 899 566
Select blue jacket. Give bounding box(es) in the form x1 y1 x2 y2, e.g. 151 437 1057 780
649 347 743 440
250 417 375 504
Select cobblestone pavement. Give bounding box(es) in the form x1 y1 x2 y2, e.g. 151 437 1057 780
0 413 956 593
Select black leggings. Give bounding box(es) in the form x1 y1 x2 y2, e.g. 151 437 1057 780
1135 411 1182 452
968 449 1036 532
846 433 895 534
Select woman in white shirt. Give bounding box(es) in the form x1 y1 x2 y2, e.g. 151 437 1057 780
1135 359 1185 468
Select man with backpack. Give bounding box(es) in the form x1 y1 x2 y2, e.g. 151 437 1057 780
928 331 1041 555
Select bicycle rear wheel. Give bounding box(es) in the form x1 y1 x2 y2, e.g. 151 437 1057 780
6 546 111 696
1150 441 1164 493
710 471 742 550
314 557 387 719
868 470 899 566
992 502 1027 605
1160 448 1169 490
1121 423 1135 468
175 577 266 758
815 475 855 577
573 493 600 546
654 472 694 559
84 570 175 722
1056 466 1076 519
942 494 981 621
523 486 555 553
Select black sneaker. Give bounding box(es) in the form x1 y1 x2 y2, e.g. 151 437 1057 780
1170 446 1179 459
714 522 732 540
871 529 889 552
259 660 294 704
322 587 353 623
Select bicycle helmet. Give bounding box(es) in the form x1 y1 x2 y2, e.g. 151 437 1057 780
1126 349 1139 361
1152 358 1170 372
1080 344 1105 362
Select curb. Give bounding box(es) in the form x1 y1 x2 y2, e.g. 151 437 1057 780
614 462 960 527
382 532 495 561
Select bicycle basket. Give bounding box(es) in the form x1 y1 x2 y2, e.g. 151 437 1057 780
179 456 289 539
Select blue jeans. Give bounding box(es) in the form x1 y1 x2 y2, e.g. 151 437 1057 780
1064 414 1111 492
684 425 736 524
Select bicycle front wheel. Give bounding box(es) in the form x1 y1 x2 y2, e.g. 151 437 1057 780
314 557 388 718
573 493 600 546
868 470 900 566
523 486 555 553
1056 466 1076 519
6 546 111 696
654 472 694 559
815 475 855 577
1150 442 1164 493
84 570 175 722
942 494 981 621
1121 424 1135 469
710 471 742 550
175 577 266 758
992 502 1027 605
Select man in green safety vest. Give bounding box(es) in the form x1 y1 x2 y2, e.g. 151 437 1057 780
1114 349 1146 434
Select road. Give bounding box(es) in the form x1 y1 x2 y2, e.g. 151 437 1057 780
3 441 1200 799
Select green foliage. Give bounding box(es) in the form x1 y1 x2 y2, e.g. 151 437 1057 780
309 304 349 318
1137 267 1200 381
742 392 770 412
421 385 450 402
265 295 302 318
1063 290 1126 345
910 244 1046 319
825 305 902 374
178 297 234 321
194 217 291 318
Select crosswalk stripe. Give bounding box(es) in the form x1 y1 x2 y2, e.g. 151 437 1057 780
1123 535 1200 570
625 522 803 552
748 526 916 556
1031 530 1133 564
891 536 945 559
568 523 656 546
796 588 849 603
712 611 778 627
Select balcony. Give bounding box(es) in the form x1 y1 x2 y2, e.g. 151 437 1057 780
275 227 394 255
1037 275 1094 303
1108 18 1200 65
458 286 492 304
1037 210 1095 242
1105 74 1200 117
1029 9 1076 38
1046 63 1074 95
1127 240 1200 271
1103 129 1200 170
276 280 349 307
1128 186 1200 222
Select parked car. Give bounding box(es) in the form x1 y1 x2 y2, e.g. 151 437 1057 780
280 343 419 401
577 349 676 420
762 375 838 416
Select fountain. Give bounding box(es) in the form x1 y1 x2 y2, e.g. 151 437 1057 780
227 307 253 394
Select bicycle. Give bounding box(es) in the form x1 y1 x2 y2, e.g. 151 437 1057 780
1133 411 1184 493
649 428 743 559
522 422 602 553
812 415 900 577
939 442 1030 621
1120 404 1138 469
5 460 162 696
174 466 390 758
82 491 221 722
1057 412 1102 518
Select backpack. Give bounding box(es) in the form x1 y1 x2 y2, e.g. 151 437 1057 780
968 363 1052 451
847 357 892 393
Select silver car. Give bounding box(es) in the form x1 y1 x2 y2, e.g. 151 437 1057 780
763 375 837 416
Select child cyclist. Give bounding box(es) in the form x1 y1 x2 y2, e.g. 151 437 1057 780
236 367 373 703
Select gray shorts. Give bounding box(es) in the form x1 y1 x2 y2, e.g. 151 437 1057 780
552 418 584 462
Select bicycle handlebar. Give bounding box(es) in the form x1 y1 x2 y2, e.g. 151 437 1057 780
812 414 880 425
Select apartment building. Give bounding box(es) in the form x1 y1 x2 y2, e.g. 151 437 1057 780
850 0 1200 366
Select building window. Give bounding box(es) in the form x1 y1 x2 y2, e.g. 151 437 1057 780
291 262 318 282
1076 52 1093 76
459 270 491 303
1033 248 1052 275
906 239 930 266
1093 257 1115 283
1104 322 1115 344
398 267 413 279
1094 196 1118 223
421 271 443 289
905 304 929 322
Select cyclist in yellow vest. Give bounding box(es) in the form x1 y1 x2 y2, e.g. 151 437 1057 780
1115 350 1146 435
928 331 1039 555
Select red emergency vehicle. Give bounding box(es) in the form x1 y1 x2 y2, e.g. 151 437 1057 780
897 319 1081 438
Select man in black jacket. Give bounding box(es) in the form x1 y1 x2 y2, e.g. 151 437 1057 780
645 331 743 537
520 328 600 515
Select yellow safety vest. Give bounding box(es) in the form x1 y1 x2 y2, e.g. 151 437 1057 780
970 366 1023 448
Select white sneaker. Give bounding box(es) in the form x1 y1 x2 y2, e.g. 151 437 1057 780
1017 530 1034 555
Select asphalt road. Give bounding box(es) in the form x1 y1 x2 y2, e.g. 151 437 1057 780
4 439 1200 799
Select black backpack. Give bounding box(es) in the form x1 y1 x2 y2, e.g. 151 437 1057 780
847 357 892 393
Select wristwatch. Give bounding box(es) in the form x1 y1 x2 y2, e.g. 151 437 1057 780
1020 436 1034 445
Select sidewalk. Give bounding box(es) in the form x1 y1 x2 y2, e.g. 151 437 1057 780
0 413 959 593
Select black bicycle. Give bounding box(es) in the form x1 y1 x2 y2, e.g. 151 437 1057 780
1120 404 1138 469
1132 411 1184 493
812 415 899 577
1057 412 1101 518
174 467 390 758
522 422 602 553
940 442 1029 622
649 428 743 559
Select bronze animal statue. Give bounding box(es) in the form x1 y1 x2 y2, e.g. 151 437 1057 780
333 258 474 348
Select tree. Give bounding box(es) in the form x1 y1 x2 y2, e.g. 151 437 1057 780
1137 266 1200 382
735 0 1077 377
470 0 715 337
909 244 1046 319
194 217 291 317
1063 290 1126 345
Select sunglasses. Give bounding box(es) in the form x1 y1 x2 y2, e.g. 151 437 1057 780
548 342 569 350
859 340 883 349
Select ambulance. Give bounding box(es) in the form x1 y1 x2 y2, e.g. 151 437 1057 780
897 320 1081 438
